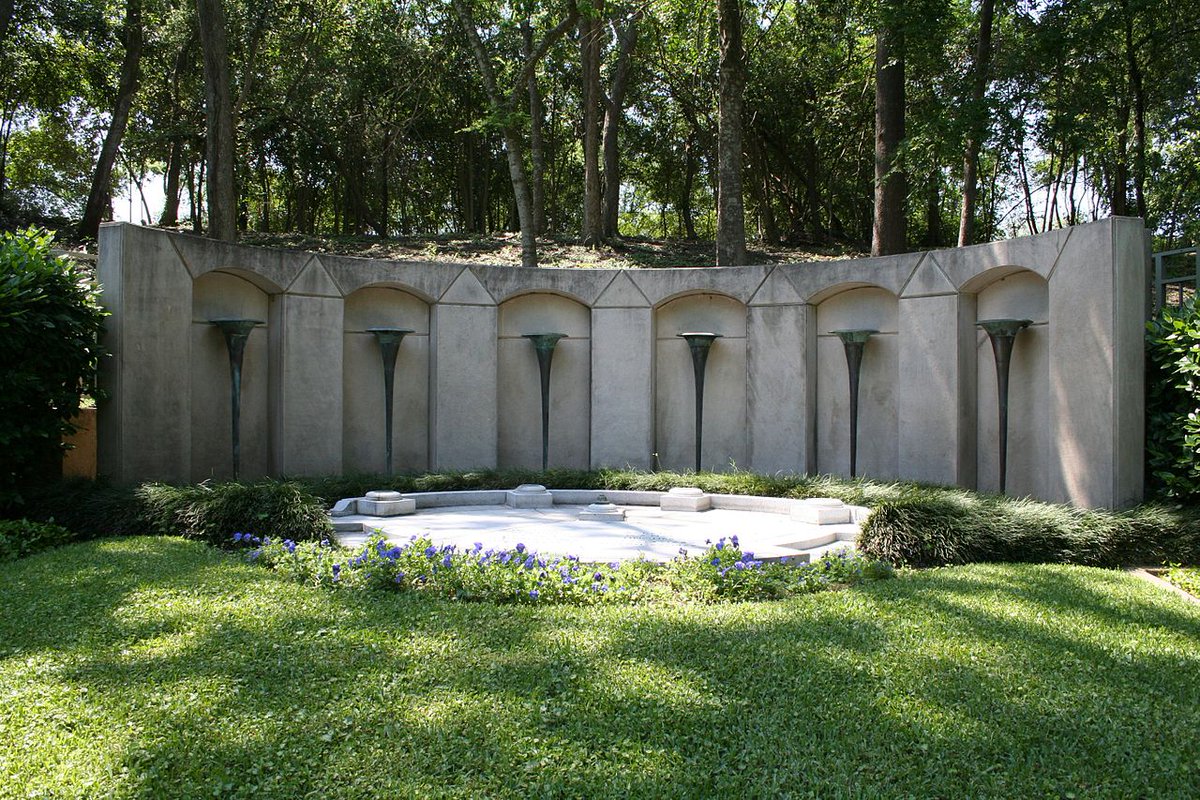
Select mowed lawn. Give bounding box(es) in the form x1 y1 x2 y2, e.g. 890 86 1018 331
2 538 1199 799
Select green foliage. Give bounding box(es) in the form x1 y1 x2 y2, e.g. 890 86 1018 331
3 538 1200 797
1146 299 1200 501
1163 564 1200 596
0 518 75 562
859 491 1199 568
0 228 106 507
135 481 332 546
237 531 891 605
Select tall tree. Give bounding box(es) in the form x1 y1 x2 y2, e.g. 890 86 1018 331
453 0 578 267
958 0 995 246
580 0 603 245
196 0 236 241
716 0 746 265
601 8 641 239
872 2 907 256
79 0 144 239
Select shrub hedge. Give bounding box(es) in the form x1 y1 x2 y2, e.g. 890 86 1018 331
1146 299 1200 502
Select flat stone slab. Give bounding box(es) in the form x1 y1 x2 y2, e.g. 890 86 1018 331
791 497 852 525
660 487 712 512
506 484 554 509
358 496 416 517
578 501 626 521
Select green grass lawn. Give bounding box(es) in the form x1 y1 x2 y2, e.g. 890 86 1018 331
2 538 1199 799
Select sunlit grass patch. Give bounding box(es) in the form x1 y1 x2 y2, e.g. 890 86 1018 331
2 538 1200 798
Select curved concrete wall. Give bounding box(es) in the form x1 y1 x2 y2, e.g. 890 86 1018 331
97 218 1149 507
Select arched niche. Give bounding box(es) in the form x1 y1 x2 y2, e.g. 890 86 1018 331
190 271 271 480
814 286 899 478
342 286 431 473
497 293 591 469
973 269 1049 496
653 293 747 472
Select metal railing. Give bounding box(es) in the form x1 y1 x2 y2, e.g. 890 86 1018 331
1153 246 1199 314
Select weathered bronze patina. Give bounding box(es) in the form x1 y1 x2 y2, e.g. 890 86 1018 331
677 332 722 473
523 333 568 471
210 318 264 480
368 327 414 475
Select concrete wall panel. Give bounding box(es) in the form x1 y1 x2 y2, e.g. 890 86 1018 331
97 221 1146 507
654 294 747 472
191 272 270 480
498 295 591 469
591 307 653 469
815 288 899 478
342 288 431 473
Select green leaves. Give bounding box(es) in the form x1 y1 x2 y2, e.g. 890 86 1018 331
0 228 106 508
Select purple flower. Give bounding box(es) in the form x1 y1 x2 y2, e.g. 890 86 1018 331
715 539 725 551
733 562 746 571
524 555 536 570
232 533 243 543
607 561 619 570
424 546 437 558
473 542 483 552
516 543 526 554
332 563 342 580
395 571 405 583
593 572 604 581
442 553 453 568
731 535 739 547
529 589 539 599
500 552 512 564
710 557 721 566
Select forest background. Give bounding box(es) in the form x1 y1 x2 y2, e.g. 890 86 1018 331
1 0 1197 267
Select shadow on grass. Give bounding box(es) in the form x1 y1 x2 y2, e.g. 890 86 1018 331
3 539 1200 798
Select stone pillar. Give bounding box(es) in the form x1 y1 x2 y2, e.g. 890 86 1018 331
430 268 498 469
746 269 813 473
269 258 345 476
1047 217 1146 507
897 285 977 488
96 224 194 484
590 273 654 469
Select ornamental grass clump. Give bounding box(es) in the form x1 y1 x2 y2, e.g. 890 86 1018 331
232 531 892 604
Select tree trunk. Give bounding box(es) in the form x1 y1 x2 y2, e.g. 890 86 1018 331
580 2 603 247
1111 101 1130 217
872 9 906 256
1120 0 1147 220
452 0 578 268
716 0 747 265
79 0 143 240
159 136 183 226
196 0 237 241
957 0 994 246
682 134 697 239
520 20 547 235
602 10 640 240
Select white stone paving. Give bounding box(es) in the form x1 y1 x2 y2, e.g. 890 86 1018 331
334 503 859 563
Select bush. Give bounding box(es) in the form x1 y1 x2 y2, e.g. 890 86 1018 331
1146 299 1200 501
233 531 893 605
136 481 333 546
858 492 1200 568
0 518 76 561
0 228 106 507
12 478 331 546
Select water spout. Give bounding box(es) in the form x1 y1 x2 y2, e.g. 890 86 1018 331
677 332 722 472
522 333 567 471
977 318 1032 494
367 327 413 475
209 318 263 480
832 329 877 478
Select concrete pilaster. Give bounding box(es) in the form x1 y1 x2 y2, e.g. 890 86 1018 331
96 224 194 483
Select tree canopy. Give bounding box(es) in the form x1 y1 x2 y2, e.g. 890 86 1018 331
2 0 1198 257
